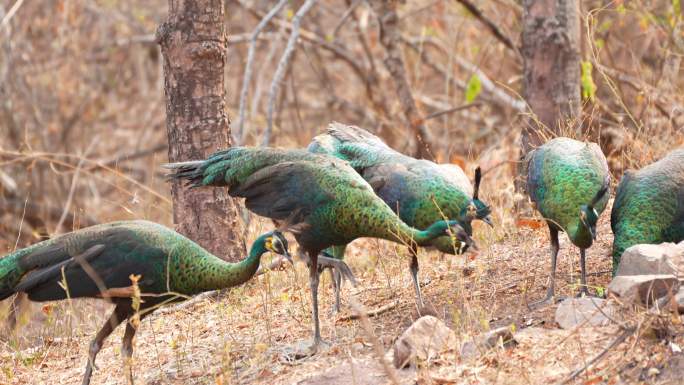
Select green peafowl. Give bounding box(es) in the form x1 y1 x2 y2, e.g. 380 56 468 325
307 123 491 310
0 220 291 385
525 137 610 305
611 148 684 275
164 147 473 357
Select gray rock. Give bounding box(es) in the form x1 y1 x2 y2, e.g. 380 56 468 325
615 243 683 277
460 326 515 360
554 297 617 329
675 287 684 314
392 315 457 368
608 274 679 306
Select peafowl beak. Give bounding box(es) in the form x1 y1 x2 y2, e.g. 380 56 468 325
590 227 597 241
482 215 494 227
283 250 294 265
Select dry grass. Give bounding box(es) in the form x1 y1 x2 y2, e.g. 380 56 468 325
3 165 680 385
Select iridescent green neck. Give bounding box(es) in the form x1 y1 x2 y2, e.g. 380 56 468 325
204 234 269 291
569 221 593 249
388 220 452 246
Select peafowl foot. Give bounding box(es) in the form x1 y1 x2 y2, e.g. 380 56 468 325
279 338 330 363
317 255 358 287
528 294 565 310
575 287 591 298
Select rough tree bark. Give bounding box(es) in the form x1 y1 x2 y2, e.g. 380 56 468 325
370 0 434 161
157 0 244 261
521 0 581 154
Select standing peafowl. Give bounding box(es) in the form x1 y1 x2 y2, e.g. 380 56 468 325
525 137 610 305
308 123 491 310
164 147 473 357
611 148 684 275
0 220 291 385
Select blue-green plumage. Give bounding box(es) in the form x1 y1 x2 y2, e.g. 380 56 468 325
164 146 473 356
307 123 487 309
611 148 684 275
525 137 610 302
0 220 290 384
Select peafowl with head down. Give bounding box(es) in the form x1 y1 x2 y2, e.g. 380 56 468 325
611 148 684 275
308 123 491 310
0 220 291 385
525 137 610 306
164 147 474 357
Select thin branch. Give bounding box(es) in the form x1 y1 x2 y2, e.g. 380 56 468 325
453 0 519 55
558 327 635 385
235 0 288 146
425 102 482 120
0 0 25 29
337 299 400 321
263 0 319 147
370 0 434 161
331 0 362 38
55 138 97 235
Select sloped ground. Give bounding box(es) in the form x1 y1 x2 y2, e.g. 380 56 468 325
2 201 683 385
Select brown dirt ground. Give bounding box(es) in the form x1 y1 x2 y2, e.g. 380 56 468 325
2 200 683 385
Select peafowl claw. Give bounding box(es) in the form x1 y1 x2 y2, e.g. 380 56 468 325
317 254 358 287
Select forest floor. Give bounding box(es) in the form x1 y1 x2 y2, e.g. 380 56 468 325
2 200 683 385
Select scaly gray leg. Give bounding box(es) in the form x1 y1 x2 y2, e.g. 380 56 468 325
329 268 342 314
309 251 322 352
82 305 128 385
530 225 560 308
578 248 589 297
409 245 424 308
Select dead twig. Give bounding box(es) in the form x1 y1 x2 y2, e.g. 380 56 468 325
338 299 400 322
558 327 635 385
370 0 434 161
424 102 482 120
54 138 97 235
453 0 519 55
236 0 288 146
350 299 401 385
263 0 318 146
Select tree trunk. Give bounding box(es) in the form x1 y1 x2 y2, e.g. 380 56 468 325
521 0 581 154
157 0 244 261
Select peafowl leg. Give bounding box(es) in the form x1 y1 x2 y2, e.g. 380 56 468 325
578 248 589 297
82 304 129 385
530 225 559 308
329 268 342 314
309 251 323 351
409 245 424 309
122 322 136 385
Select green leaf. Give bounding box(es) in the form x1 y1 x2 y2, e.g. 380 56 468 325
581 61 596 102
465 74 482 103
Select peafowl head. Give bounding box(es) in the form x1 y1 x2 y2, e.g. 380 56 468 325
579 186 609 241
264 231 292 262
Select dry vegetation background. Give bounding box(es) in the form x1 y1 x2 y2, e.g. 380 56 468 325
0 0 683 384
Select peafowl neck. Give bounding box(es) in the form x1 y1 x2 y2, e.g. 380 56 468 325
569 221 593 249
198 235 269 291
387 220 451 247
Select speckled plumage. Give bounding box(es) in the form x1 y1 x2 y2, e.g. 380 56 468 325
0 220 289 385
0 220 283 302
611 148 684 274
526 137 610 302
165 146 469 354
527 137 610 247
308 122 490 254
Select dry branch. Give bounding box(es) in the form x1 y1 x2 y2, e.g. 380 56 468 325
263 0 319 146
337 299 400 321
236 0 288 146
370 0 434 161
453 0 519 54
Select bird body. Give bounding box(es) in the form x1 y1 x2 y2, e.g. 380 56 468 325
0 220 290 385
309 123 491 253
165 146 469 356
611 148 684 274
525 137 610 303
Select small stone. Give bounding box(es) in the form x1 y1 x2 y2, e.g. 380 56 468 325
615 243 681 277
675 287 684 314
392 315 457 368
607 274 679 306
460 326 515 360
555 297 617 329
